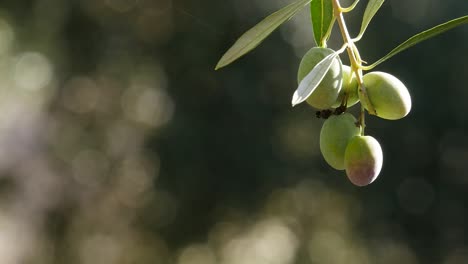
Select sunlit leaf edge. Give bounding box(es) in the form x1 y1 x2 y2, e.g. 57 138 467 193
366 15 468 70
356 0 385 40
215 0 312 70
292 52 340 106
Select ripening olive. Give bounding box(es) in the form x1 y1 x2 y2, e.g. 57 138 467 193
344 135 383 186
320 113 361 170
361 71 411 120
333 65 359 108
297 47 343 110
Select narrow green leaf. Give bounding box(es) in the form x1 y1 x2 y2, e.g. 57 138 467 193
366 15 468 70
355 0 385 41
310 0 334 47
292 52 339 106
215 0 312 70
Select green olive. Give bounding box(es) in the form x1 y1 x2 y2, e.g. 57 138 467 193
344 135 383 186
320 113 361 170
333 65 359 108
297 47 343 110
361 71 411 120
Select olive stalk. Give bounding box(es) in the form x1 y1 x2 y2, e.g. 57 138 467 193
340 0 360 13
359 104 366 135
331 0 376 129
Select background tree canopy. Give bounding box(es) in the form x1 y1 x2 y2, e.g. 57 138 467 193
0 0 467 263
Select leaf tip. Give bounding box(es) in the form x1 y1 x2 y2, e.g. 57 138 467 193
291 91 302 107
215 61 225 71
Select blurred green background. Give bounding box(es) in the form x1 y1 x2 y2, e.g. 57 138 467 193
0 0 467 263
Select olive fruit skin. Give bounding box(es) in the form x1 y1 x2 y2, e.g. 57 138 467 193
361 71 411 120
320 113 361 170
344 135 383 186
333 65 359 108
297 47 343 110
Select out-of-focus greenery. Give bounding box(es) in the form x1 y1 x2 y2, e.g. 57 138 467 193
0 0 467 263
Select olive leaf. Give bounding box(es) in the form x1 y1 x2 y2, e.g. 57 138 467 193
292 52 339 106
310 0 335 47
215 0 312 70
366 15 468 70
355 0 385 41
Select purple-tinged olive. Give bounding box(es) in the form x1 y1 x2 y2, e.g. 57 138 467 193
344 135 383 186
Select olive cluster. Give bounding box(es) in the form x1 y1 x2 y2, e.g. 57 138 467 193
298 47 411 186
